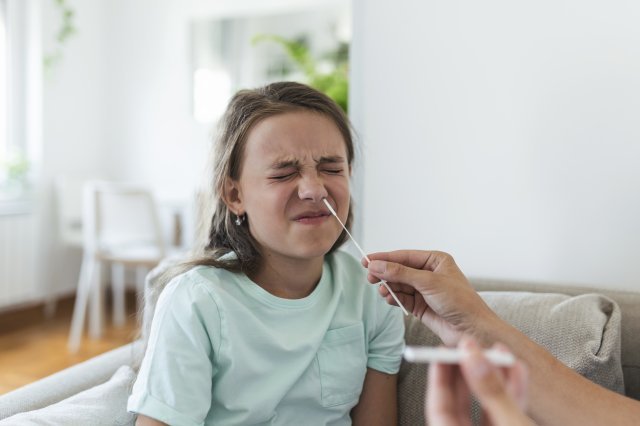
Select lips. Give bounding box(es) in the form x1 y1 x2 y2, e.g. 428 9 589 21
293 210 331 221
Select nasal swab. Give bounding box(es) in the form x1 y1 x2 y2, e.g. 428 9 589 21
322 198 410 316
403 346 516 367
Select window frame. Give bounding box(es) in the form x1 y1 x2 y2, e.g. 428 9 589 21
0 0 41 209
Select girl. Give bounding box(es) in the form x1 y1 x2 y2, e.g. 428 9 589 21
128 82 404 425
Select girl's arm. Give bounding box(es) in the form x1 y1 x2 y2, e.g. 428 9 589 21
135 415 167 426
350 368 398 426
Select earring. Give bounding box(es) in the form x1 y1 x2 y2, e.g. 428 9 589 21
235 214 245 226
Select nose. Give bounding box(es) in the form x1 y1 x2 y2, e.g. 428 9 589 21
297 173 328 202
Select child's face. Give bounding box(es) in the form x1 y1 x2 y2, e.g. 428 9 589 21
227 111 350 263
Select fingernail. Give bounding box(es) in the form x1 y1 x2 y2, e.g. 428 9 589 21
368 260 386 273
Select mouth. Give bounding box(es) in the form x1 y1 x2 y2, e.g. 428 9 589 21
293 210 332 222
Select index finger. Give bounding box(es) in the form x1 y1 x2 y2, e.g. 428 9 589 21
365 257 438 294
364 250 453 272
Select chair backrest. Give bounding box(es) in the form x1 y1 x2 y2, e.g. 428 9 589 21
82 181 165 256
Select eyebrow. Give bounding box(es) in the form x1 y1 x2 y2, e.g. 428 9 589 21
269 156 346 170
316 155 345 165
270 159 300 170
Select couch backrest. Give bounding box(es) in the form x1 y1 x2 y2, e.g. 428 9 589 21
471 278 640 400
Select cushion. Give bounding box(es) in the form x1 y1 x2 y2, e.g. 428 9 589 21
398 292 624 426
473 279 640 400
0 365 136 426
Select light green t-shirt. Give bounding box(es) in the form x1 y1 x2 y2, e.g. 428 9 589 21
127 251 405 426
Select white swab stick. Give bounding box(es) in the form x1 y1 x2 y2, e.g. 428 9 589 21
403 346 515 367
322 199 410 316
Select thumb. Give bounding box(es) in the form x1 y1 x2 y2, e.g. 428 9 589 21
459 338 530 426
460 347 506 402
458 337 507 402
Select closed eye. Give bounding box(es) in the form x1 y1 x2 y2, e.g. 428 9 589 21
323 169 344 175
270 172 296 180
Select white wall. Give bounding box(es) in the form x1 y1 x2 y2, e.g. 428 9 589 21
41 0 112 295
103 0 212 201
355 0 640 291
42 0 109 180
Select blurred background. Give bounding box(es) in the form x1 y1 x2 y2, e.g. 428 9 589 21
1 0 639 391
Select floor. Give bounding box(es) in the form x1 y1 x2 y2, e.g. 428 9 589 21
0 294 139 394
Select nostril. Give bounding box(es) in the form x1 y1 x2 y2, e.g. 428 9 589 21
298 184 329 202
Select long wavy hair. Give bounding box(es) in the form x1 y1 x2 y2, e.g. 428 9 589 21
158 81 355 289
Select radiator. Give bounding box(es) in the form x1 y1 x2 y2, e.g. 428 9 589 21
0 212 37 310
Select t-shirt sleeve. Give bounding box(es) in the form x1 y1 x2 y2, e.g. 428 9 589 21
127 274 221 426
366 294 405 374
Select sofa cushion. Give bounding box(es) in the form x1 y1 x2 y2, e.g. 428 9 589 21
0 365 136 426
398 291 624 426
473 279 640 400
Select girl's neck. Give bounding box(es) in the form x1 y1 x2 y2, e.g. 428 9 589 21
249 254 325 299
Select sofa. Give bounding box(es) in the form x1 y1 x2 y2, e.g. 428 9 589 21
1 267 639 425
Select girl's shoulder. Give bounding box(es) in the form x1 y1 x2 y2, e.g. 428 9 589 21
161 265 241 307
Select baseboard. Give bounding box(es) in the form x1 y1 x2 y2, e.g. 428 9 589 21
0 290 138 335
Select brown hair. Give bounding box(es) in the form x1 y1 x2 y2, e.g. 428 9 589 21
161 81 355 286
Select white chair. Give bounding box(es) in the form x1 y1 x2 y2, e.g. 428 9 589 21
68 181 166 353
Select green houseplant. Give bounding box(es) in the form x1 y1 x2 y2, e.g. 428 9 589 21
44 0 77 70
0 150 30 199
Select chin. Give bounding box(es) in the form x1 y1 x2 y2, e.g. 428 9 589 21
295 247 332 260
293 240 336 260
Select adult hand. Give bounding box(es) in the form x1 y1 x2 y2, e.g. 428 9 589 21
427 336 532 426
364 250 498 346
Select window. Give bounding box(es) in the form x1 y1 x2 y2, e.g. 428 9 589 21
0 0 8 175
0 0 39 203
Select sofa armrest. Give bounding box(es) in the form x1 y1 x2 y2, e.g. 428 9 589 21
0 340 143 420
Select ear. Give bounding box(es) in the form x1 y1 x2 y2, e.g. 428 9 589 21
222 178 244 215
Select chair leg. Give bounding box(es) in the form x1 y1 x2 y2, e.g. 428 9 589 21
68 254 94 353
43 296 58 320
112 262 126 327
89 260 104 339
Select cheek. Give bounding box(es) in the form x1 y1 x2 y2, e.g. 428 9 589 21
245 184 292 220
336 177 351 199
331 180 351 214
